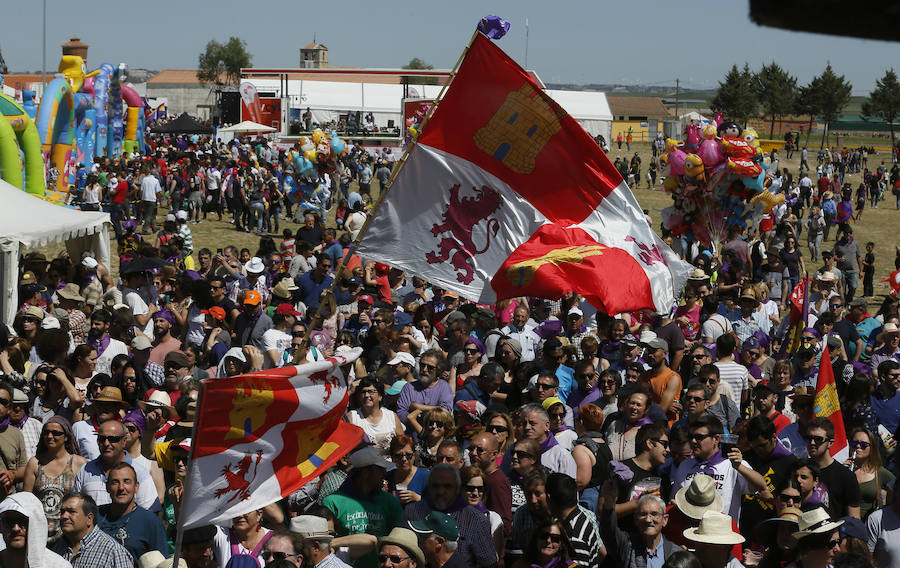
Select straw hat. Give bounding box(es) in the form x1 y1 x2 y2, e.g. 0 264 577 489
674 474 724 520
139 551 186 568
792 508 844 539
57 283 86 302
876 322 899 344
688 268 709 281
683 511 745 545
379 528 426 567
755 507 802 544
739 288 760 307
816 271 836 282
92 387 129 408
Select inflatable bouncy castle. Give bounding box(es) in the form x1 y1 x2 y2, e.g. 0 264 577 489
0 37 144 203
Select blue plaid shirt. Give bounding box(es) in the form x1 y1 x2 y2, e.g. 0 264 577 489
53 525 134 568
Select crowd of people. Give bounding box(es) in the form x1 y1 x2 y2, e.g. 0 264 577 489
2 131 900 568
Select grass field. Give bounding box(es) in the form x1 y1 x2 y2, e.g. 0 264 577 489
32 140 899 310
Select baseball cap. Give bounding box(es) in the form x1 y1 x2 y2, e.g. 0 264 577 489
202 306 227 321
349 446 393 470
275 303 302 316
568 307 584 318
165 214 176 223
641 337 669 352
243 290 262 305
357 295 374 306
387 352 416 367
175 210 188 221
541 396 565 411
408 511 459 541
393 312 413 329
131 335 152 351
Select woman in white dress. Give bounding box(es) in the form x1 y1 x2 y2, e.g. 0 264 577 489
346 376 404 455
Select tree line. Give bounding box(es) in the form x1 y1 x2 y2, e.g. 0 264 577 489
711 62 900 148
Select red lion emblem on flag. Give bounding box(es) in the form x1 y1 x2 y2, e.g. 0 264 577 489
214 450 263 504
425 184 502 284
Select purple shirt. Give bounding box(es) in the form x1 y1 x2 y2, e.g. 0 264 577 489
567 385 602 417
396 379 454 425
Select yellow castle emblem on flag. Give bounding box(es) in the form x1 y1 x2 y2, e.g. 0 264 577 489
474 84 563 174
225 379 275 440
506 244 607 287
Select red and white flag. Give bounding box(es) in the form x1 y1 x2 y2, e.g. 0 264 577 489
356 33 690 314
813 345 849 462
181 348 363 528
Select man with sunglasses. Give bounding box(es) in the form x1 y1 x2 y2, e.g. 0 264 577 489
803 417 860 519
671 415 768 518
540 339 575 403
872 361 900 436
0 492 71 568
674 382 714 429
73 420 161 512
743 415 798 543
397 350 453 431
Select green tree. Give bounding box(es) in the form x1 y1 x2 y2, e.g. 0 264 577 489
402 57 437 85
862 68 900 147
810 63 852 148
197 37 252 86
753 62 797 139
711 63 758 127
795 82 821 147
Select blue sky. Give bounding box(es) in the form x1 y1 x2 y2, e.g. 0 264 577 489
3 1 898 94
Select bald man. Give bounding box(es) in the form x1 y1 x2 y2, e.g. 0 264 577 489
469 432 511 537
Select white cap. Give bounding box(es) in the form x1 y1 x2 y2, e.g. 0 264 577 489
175 210 188 221
81 257 98 269
165 214 176 222
108 177 118 186
387 352 416 367
568 307 584 318
40 316 60 330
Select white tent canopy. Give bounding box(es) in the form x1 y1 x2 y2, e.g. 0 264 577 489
245 78 613 139
217 121 277 133
0 179 111 324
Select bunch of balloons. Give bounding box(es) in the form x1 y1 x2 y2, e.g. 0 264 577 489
659 113 784 248
404 103 432 147
290 129 347 180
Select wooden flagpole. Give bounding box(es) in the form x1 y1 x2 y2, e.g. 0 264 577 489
291 30 484 364
170 382 206 568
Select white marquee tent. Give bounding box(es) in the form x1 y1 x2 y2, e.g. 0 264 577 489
246 78 613 139
0 179 111 324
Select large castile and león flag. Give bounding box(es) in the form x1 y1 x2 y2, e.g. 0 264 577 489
181 348 364 528
357 32 691 315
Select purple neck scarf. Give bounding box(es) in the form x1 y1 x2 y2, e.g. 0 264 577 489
0 417 10 432
540 432 559 452
89 334 112 355
698 450 727 477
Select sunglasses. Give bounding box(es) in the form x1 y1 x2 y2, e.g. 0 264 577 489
803 435 830 445
464 348 481 355
43 429 66 438
599 378 617 385
778 493 799 502
464 484 484 494
0 398 9 407
378 554 410 564
690 433 713 442
651 438 670 449
849 440 871 449
262 550 298 563
826 537 843 549
538 532 562 543
428 420 447 429
683 395 707 404
97 435 124 444
485 424 509 434
513 450 534 460
392 452 414 461
535 383 555 391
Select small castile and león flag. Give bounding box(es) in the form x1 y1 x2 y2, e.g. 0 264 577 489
356 32 691 315
181 348 364 528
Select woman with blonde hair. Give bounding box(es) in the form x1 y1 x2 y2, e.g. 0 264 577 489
0 338 32 390
409 407 455 468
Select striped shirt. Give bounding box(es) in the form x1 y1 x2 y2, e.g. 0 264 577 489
563 506 602 568
714 360 749 403
53 525 134 568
